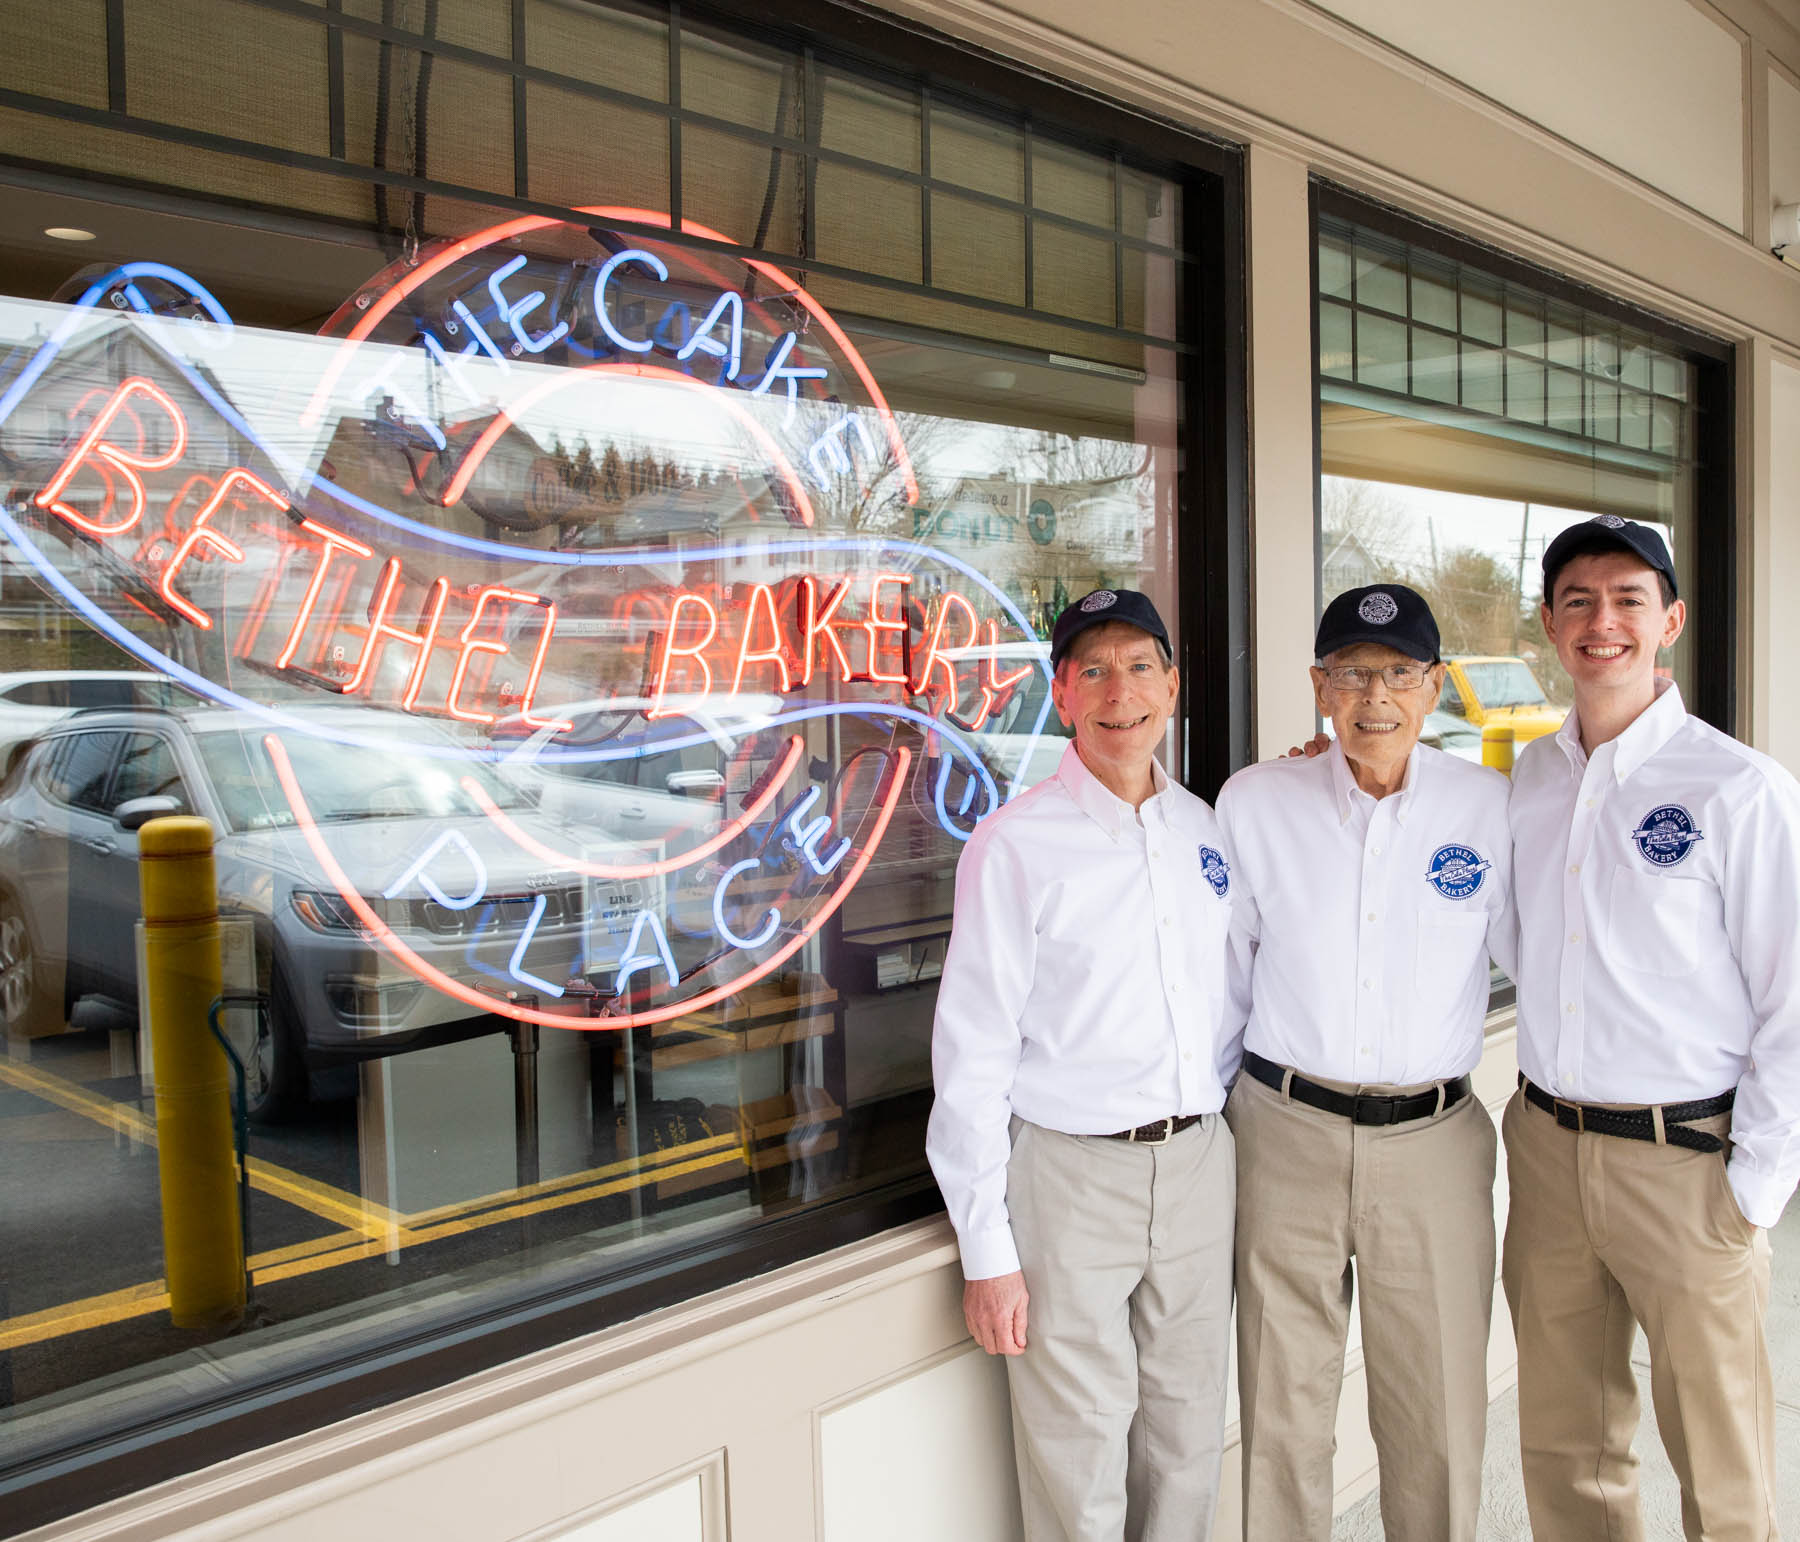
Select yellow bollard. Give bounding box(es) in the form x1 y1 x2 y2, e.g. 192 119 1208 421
1481 723 1516 775
139 816 244 1329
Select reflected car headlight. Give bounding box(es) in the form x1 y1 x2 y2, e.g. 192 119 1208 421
291 888 392 933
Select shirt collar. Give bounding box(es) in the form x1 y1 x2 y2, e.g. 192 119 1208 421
1558 676 1685 784
1056 741 1168 839
1327 737 1420 826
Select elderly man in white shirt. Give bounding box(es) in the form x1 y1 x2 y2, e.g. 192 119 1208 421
1505 516 1800 1538
926 587 1239 1542
1217 583 1513 1542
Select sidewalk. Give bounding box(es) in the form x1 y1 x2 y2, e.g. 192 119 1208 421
1334 1202 1800 1538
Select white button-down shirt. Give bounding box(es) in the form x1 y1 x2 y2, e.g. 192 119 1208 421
1511 678 1800 1226
926 743 1236 1280
1216 740 1514 1086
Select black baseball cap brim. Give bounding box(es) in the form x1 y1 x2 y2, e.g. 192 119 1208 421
1050 588 1172 668
1541 517 1677 601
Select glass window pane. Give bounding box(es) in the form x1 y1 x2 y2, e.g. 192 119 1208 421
1506 296 1545 355
931 104 1025 203
1357 313 1408 393
1410 260 1457 331
1462 279 1503 345
1319 300 1354 379
1462 340 1505 414
1354 242 1406 316
1318 231 1353 299
1412 327 1458 404
1506 354 1546 424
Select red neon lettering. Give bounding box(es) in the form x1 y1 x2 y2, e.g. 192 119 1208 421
864 573 913 686
730 583 793 696
798 576 855 687
445 587 572 729
35 378 189 539
648 593 720 717
910 591 981 716
983 617 1033 704
158 470 285 629
343 560 451 708
274 519 375 669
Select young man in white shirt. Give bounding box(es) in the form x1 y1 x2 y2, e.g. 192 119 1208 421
1505 516 1800 1538
1217 583 1513 1542
926 588 1239 1542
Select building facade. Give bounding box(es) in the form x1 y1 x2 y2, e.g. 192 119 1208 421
0 0 1796 1536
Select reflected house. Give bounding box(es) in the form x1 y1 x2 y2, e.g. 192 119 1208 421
1321 525 1381 595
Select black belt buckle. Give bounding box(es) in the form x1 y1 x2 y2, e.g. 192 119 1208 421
1352 1094 1400 1127
1553 1097 1587 1134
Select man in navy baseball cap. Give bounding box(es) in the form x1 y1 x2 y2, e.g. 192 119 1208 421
1313 581 1441 665
1540 514 1677 605
1049 586 1172 670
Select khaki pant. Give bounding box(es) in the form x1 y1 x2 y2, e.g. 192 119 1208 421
1501 1088 1778 1540
1227 1068 1497 1542
1004 1115 1236 1542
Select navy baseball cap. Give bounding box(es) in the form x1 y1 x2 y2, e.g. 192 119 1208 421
1541 515 1678 602
1050 587 1172 668
1315 583 1440 665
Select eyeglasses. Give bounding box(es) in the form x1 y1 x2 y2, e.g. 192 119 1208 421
1320 663 1434 692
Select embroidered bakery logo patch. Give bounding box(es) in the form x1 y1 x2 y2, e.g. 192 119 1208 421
1425 844 1491 899
1198 845 1230 897
1631 805 1703 866
1357 590 1398 625
1592 514 1627 528
1080 590 1118 613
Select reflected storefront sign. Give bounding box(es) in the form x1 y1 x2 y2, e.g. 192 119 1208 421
0 210 1058 1035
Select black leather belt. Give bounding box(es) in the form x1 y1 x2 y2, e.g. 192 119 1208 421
1519 1074 1733 1154
1244 1050 1470 1126
1099 1114 1205 1145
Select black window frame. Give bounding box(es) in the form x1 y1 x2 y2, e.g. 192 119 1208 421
1309 180 1736 736
0 4 1248 1532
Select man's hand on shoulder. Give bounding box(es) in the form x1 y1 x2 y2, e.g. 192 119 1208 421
1281 732 1330 760
964 1270 1029 1356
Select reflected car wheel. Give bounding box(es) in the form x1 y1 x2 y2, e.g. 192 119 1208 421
244 964 309 1125
0 892 52 1037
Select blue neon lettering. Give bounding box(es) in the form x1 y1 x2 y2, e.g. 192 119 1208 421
420 329 486 407
449 298 512 368
505 892 567 997
383 830 489 909
594 249 668 355
612 907 680 995
676 290 745 380
712 857 782 948
356 351 447 449
486 255 570 355
807 412 879 485
782 785 851 876
749 332 829 423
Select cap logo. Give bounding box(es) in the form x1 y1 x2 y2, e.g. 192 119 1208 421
1592 514 1626 529
1198 845 1230 897
1632 804 1703 867
1079 590 1118 613
1426 843 1491 900
1357 591 1399 625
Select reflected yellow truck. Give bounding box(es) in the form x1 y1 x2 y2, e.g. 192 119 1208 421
1435 656 1566 774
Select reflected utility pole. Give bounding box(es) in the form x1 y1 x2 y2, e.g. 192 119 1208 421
1512 503 1532 651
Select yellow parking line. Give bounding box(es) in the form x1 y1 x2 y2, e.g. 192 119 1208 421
0 1138 749 1350
0 1059 412 1242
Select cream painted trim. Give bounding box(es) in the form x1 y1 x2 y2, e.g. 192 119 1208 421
1743 337 1775 747
20 1220 962 1542
872 0 1799 351
506 1450 729 1542
1750 38 1772 245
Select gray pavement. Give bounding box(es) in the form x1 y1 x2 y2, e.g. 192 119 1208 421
1334 1203 1800 1538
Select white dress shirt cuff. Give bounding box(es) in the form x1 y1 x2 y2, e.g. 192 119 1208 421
1728 1160 1792 1230
956 1224 1021 1281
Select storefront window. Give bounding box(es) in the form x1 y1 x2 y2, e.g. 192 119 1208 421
1314 198 1728 766
0 0 1209 1510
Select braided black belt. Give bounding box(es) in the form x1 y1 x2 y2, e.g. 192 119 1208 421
1243 1050 1470 1126
1097 1114 1205 1144
1519 1074 1734 1154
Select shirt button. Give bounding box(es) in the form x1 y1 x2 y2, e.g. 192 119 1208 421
1566 1003 1577 1014
1367 912 1377 923
1584 798 1595 808
1362 979 1372 991
1569 864 1580 875
1570 932 1582 944
1360 1047 1371 1057
1183 1051 1193 1062
1371 845 1383 856
1162 917 1171 927
1169 981 1180 993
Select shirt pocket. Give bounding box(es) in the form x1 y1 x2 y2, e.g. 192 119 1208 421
1413 911 1491 1002
1603 863 1700 978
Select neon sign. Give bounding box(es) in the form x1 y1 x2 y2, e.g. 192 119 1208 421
0 215 1058 1030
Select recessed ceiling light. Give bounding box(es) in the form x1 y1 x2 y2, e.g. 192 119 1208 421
43 226 96 242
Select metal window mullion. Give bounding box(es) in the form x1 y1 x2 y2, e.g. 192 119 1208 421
919 87 932 289
1022 124 1034 310
1113 151 1124 330
512 0 528 199
105 0 127 114
326 0 346 160
668 2 682 226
